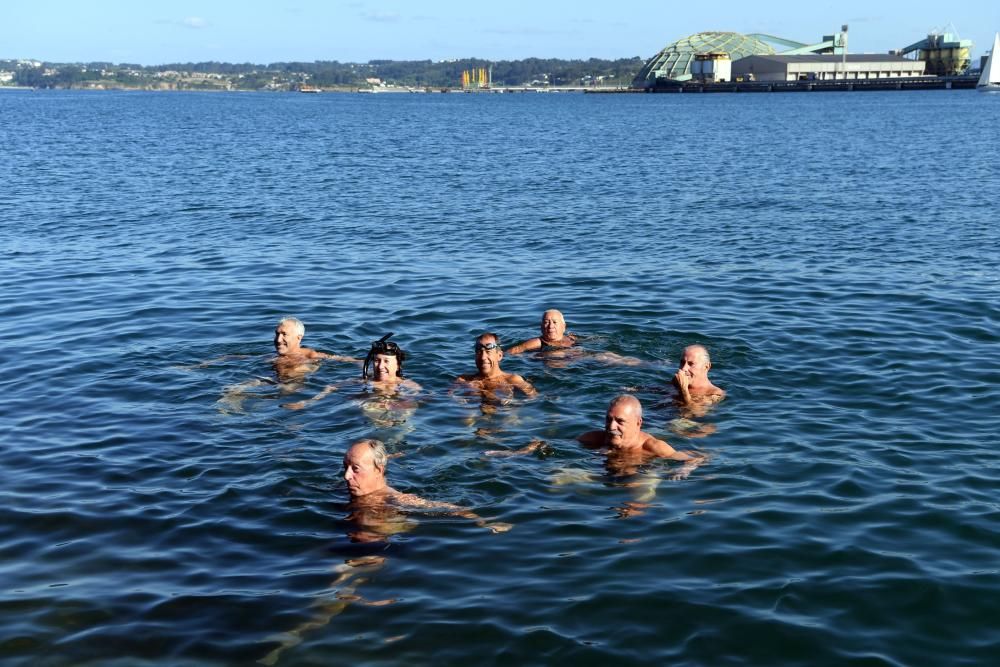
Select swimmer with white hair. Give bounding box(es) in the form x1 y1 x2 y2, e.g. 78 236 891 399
507 309 641 367
673 344 725 408
507 309 577 354
214 317 357 414
343 439 511 534
273 316 358 381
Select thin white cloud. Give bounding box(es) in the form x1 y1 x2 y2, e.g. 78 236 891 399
182 17 208 29
361 10 400 23
484 26 571 37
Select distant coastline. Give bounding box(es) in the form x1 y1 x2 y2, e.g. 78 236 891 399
0 57 642 92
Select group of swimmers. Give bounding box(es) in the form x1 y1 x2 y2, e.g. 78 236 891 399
251 310 726 662
253 309 726 532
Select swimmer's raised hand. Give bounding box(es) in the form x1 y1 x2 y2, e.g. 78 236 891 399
477 520 513 533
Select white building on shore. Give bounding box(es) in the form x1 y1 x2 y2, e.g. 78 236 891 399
732 54 926 82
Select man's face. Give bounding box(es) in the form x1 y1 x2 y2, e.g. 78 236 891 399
604 402 642 447
343 445 386 497
274 321 303 356
541 311 566 341
679 348 710 382
373 353 399 381
475 336 503 374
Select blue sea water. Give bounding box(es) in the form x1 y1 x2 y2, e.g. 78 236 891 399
1 88 999 666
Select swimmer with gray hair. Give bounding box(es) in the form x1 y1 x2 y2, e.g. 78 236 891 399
272 316 358 381
673 344 725 408
342 439 511 533
507 309 577 354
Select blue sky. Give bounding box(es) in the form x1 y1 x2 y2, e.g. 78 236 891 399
4 1 998 64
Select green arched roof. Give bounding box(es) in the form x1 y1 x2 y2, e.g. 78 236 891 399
633 31 776 86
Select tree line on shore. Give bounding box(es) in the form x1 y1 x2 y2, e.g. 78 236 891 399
2 57 644 89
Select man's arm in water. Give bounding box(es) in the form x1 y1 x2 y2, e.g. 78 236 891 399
282 384 338 411
644 436 707 481
309 349 362 363
590 351 644 366
484 439 547 458
506 338 542 355
509 373 538 397
390 491 512 533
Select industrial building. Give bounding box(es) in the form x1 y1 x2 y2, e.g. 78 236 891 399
732 54 926 82
633 26 971 89
894 32 972 75
633 32 775 85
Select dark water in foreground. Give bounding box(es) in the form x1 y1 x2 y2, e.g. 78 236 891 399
1 89 999 666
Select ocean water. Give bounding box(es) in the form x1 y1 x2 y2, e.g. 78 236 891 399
1 88 998 666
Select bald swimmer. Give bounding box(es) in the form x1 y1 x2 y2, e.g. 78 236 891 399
507 309 577 354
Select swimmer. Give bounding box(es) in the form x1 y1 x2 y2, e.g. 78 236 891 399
507 309 577 354
507 310 641 367
283 333 420 412
215 317 357 413
578 395 705 478
454 333 537 403
343 439 511 533
673 344 725 417
272 317 358 382
362 332 422 393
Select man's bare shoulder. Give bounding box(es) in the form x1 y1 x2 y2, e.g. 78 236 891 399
692 387 725 402
641 433 677 457
641 433 702 462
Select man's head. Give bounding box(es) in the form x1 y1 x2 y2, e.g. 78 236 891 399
363 333 406 380
540 309 566 342
274 317 305 356
343 439 388 498
604 394 643 447
474 333 504 376
679 345 712 382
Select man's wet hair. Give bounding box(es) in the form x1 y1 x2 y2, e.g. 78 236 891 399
352 438 388 472
363 333 406 379
609 394 643 419
683 344 711 365
277 316 305 338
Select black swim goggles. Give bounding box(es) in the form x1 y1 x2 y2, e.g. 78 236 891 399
370 332 400 356
475 342 501 352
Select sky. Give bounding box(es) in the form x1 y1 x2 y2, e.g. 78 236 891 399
4 1 998 65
